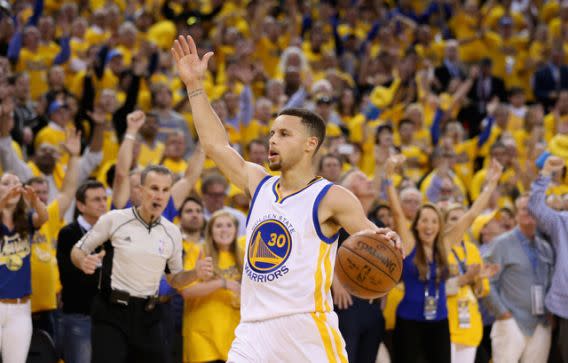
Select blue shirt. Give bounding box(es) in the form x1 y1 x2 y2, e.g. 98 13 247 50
529 175 568 319
0 224 32 298
397 247 448 321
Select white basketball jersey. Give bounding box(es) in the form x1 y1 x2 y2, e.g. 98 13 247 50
241 176 339 322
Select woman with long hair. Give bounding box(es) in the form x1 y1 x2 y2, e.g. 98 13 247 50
444 203 500 363
180 210 242 363
385 155 502 363
0 172 48 362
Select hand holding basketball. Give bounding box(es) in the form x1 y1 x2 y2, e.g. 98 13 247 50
335 230 403 300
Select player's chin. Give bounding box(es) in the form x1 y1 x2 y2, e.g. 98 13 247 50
268 161 282 171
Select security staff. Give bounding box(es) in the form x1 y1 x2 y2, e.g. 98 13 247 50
71 165 214 363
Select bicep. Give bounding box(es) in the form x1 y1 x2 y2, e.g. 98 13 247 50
328 187 370 236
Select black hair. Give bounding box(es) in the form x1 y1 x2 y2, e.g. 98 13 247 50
201 173 228 195
178 196 204 214
278 108 326 153
76 180 105 204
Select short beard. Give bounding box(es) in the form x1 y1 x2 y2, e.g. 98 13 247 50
268 161 281 171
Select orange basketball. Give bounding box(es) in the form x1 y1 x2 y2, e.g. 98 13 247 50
335 231 403 300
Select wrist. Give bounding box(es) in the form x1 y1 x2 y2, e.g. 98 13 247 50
186 80 205 93
124 133 137 141
221 278 227 289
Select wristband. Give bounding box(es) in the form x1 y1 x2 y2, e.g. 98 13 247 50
222 278 227 289
383 178 393 187
124 134 136 141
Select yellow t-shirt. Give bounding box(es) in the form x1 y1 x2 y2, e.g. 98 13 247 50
15 47 56 100
383 283 405 330
182 244 241 363
255 36 289 79
161 158 187 176
138 141 165 168
470 168 522 208
447 241 490 347
30 200 63 312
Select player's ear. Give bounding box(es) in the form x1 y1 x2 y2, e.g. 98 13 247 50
305 136 319 153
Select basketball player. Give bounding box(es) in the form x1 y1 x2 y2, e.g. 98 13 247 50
172 35 402 363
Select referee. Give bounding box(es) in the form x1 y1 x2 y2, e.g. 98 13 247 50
71 165 214 363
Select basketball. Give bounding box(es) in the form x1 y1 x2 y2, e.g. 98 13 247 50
335 231 403 300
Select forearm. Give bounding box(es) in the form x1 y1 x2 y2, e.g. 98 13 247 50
70 247 87 269
0 137 33 181
180 279 224 299
528 175 558 234
168 269 198 289
89 123 105 152
78 148 102 183
59 155 81 215
31 198 48 227
185 83 230 152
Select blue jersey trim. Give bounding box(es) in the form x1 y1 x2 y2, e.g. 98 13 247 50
271 176 323 203
246 175 272 227
312 183 339 244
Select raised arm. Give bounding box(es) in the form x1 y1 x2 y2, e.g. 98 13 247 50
23 186 48 228
384 155 415 253
443 159 502 245
56 128 82 217
171 35 267 195
172 145 205 209
528 156 564 237
112 111 143 209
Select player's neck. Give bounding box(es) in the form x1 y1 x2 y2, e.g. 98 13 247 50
279 167 317 193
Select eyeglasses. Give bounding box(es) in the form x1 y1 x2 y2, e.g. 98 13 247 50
205 192 226 198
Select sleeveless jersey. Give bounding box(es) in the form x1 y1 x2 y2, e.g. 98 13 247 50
241 176 339 322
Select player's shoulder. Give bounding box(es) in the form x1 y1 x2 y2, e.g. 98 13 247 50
247 163 272 193
316 183 359 210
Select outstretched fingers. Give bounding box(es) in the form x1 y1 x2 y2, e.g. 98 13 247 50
186 35 198 55
178 35 191 55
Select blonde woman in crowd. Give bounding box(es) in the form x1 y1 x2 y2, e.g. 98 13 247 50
180 210 243 363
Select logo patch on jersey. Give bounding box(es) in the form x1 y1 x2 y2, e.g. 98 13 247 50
247 220 292 274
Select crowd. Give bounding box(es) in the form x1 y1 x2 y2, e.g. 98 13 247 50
1 0 568 362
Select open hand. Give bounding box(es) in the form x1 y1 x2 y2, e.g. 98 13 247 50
332 279 353 310
485 158 503 185
171 35 214 89
62 128 82 157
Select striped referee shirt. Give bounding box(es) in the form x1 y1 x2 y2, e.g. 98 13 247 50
75 207 183 298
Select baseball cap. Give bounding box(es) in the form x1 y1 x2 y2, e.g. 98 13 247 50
471 210 499 243
105 49 123 64
47 100 69 115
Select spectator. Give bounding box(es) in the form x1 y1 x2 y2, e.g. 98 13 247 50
533 46 568 111
529 156 568 363
484 194 554 363
180 210 242 363
56 180 108 363
26 129 81 343
0 172 48 362
151 83 194 157
201 173 247 237
318 153 343 184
